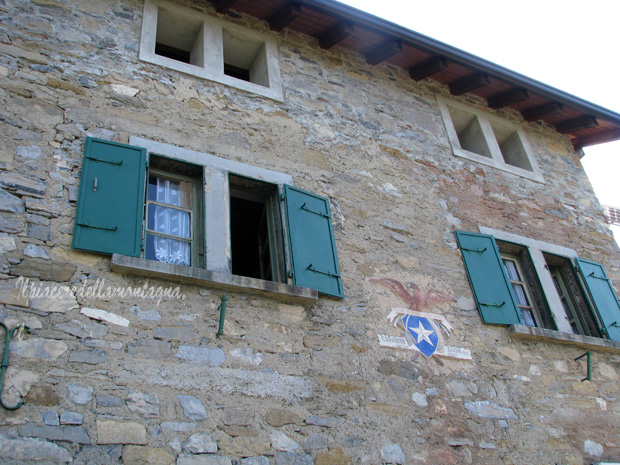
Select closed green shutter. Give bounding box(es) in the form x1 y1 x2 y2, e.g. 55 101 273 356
455 231 522 325
284 185 343 298
72 138 146 257
575 258 620 341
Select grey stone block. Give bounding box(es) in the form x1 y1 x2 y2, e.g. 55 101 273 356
42 410 59 426
21 423 91 444
69 348 108 365
60 412 84 425
274 452 314 465
0 433 72 463
178 395 207 421
66 383 93 404
176 345 225 366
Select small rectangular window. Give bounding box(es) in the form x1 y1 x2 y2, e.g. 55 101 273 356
145 155 203 268
155 6 204 67
222 28 269 87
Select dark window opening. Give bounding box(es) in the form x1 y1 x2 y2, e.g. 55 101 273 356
224 63 251 82
229 175 284 282
155 43 191 64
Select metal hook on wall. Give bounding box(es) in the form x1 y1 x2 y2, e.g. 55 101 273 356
574 350 592 382
0 321 31 410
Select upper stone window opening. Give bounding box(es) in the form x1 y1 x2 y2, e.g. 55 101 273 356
139 0 283 101
437 96 544 183
154 7 204 67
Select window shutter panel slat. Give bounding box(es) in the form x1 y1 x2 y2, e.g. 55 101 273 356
72 137 146 257
455 231 522 325
574 258 620 341
284 185 343 298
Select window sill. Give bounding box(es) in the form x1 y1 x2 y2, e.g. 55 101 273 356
111 254 318 306
509 324 620 354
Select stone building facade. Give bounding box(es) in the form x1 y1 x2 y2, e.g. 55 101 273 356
1 1 620 464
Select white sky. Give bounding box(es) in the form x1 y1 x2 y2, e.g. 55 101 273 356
338 0 620 241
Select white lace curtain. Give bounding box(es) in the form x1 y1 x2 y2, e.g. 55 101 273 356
150 177 191 266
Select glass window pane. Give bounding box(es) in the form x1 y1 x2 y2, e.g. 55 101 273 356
521 308 536 327
147 204 191 239
148 175 193 208
511 283 529 306
145 233 190 266
502 259 519 281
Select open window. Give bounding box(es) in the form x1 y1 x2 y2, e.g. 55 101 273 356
456 229 620 342
229 174 285 282
74 137 343 299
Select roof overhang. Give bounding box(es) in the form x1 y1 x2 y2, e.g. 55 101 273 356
206 0 620 149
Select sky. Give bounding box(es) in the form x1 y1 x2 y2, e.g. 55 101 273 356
337 0 620 242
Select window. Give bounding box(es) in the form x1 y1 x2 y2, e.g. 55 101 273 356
501 254 539 327
455 228 620 342
139 0 283 101
229 174 285 281
145 156 203 268
437 97 544 183
73 137 343 299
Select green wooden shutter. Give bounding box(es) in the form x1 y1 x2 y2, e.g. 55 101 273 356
72 137 146 257
283 185 343 298
455 231 522 325
575 258 620 341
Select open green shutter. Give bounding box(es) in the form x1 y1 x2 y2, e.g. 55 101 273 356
284 185 343 298
455 231 522 325
575 258 620 341
72 137 146 257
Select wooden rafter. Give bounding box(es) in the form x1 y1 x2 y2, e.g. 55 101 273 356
554 115 598 134
449 73 490 96
409 56 448 82
571 128 620 149
319 22 355 50
521 102 565 122
365 40 403 66
214 0 239 14
269 3 303 32
487 89 529 110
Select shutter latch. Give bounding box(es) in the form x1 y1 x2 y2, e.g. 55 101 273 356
301 202 329 218
307 264 340 278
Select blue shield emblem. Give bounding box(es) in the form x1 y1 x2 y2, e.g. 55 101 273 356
401 314 439 358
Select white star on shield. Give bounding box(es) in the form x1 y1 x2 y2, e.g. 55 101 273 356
411 321 435 346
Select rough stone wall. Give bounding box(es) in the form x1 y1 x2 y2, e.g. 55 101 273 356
0 1 620 464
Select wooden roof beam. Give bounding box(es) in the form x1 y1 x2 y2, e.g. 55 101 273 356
214 0 239 14
554 115 598 134
409 56 448 82
572 128 620 149
487 88 529 110
365 40 403 66
319 22 355 50
521 102 565 122
269 3 303 32
449 73 490 96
